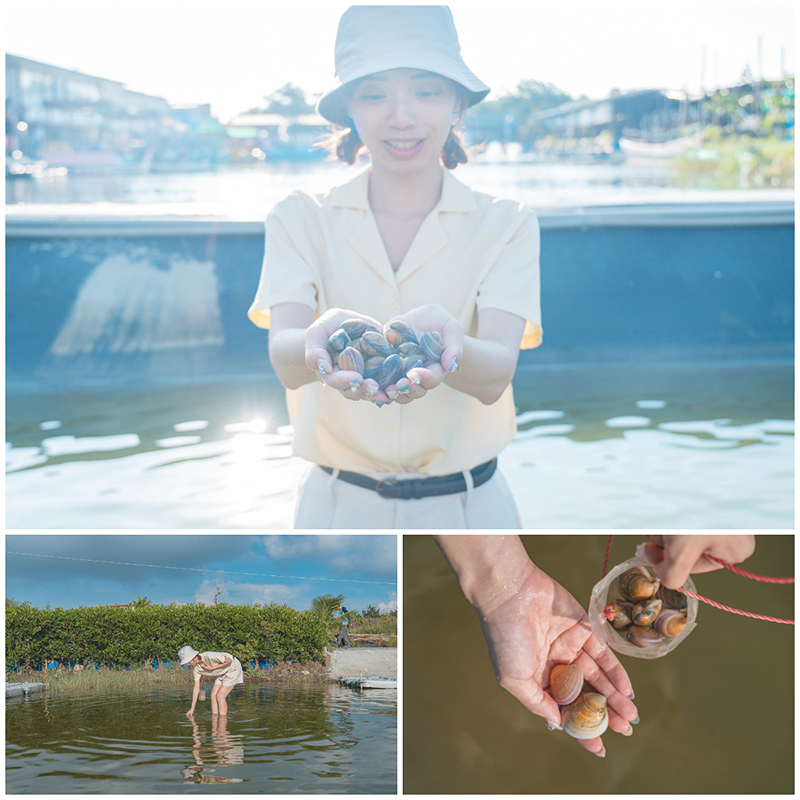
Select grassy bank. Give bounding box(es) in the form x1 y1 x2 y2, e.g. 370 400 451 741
7 660 335 694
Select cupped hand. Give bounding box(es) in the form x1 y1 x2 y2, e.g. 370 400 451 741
186 710 194 718
383 304 464 405
304 308 387 401
476 565 638 757
641 534 756 589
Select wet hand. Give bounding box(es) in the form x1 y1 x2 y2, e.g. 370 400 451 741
641 534 756 589
476 566 638 757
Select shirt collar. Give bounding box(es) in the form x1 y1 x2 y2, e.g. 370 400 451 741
329 166 478 213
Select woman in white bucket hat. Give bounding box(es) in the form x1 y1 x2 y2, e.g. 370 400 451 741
179 646 244 717
248 6 542 528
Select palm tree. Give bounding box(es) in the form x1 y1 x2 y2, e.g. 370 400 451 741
311 593 346 640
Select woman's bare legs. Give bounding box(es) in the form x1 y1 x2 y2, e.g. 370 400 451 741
210 683 235 715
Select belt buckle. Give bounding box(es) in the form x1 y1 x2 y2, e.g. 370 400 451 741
375 478 400 499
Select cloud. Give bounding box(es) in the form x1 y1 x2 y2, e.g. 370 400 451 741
194 579 299 608
378 592 398 614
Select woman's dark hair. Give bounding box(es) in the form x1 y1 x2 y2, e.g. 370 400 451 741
318 80 472 169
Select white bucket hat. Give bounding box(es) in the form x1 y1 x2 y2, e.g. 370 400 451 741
178 646 199 665
317 5 490 126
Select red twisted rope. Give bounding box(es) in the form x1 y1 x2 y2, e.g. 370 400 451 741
602 535 794 625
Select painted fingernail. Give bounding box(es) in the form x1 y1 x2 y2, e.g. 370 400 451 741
374 402 385 408
627 690 635 700
630 714 640 725
621 725 633 737
349 378 362 392
318 359 331 375
397 383 410 394
545 719 562 731
386 388 399 400
596 746 606 758
364 386 377 398
446 357 458 372
407 372 421 386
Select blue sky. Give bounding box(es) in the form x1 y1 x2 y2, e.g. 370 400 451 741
4 534 398 613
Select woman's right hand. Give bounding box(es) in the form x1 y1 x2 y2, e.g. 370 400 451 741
305 308 389 402
186 709 194 718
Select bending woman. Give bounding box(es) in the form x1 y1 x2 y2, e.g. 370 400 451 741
179 646 244 717
248 6 542 528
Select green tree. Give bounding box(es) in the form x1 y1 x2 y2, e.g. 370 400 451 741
311 593 346 640
250 83 316 116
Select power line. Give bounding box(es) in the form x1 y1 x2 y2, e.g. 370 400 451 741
5 551 397 586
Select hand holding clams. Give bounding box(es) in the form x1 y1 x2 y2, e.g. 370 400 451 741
549 663 610 741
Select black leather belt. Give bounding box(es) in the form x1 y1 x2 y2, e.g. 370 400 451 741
320 458 497 500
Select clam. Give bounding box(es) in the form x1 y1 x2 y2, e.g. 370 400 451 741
358 331 396 358
626 624 664 648
631 598 662 627
370 353 404 389
339 318 380 340
606 600 634 631
396 341 425 359
419 330 445 361
653 608 687 639
337 346 364 375
549 664 583 706
327 328 351 357
618 566 660 603
658 585 687 611
385 320 418 347
561 692 609 740
402 355 424 373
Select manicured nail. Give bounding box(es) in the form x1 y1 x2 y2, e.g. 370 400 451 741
545 719 562 731
364 386 377 398
446 357 458 373
374 402 385 408
397 383 410 395
318 359 331 375
349 378 362 392
596 746 606 758
407 372 421 386
621 725 633 737
627 690 635 700
630 714 640 725
386 388 399 400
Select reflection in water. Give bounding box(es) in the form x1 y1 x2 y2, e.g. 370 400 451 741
5 683 396 794
5 363 793 528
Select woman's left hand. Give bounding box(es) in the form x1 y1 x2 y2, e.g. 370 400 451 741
382 304 464 405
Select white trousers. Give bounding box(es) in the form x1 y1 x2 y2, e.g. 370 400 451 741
292 463 521 529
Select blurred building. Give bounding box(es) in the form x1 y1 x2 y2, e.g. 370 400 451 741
6 53 229 170
225 112 329 162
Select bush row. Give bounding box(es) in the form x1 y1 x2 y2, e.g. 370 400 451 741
5 602 329 669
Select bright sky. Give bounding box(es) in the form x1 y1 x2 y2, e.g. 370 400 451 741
5 1 795 123
5 534 398 612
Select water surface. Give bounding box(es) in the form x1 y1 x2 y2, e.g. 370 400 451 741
403 534 794 794
6 682 396 794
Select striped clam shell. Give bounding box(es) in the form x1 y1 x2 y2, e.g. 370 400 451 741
549 664 583 706
561 692 609 740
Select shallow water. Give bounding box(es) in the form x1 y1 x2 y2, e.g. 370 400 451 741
5 363 793 529
5 682 396 794
403 534 794 794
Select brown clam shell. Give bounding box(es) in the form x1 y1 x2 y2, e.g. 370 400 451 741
561 692 609 740
549 664 583 706
419 330 444 361
658 585 688 611
358 331 395 358
631 598 662 627
337 346 365 375
371 353 404 389
327 328 351 357
607 600 634 630
618 566 660 603
385 320 419 347
626 624 665 648
653 608 687 639
339 318 380 340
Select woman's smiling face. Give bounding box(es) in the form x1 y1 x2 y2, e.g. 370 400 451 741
346 68 460 173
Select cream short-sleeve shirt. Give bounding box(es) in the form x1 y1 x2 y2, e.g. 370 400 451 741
193 651 234 680
248 167 542 475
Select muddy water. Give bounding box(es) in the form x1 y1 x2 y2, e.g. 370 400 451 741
403 534 794 794
6 682 396 794
5 363 793 529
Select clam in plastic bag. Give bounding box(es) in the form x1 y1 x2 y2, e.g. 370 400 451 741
588 556 698 659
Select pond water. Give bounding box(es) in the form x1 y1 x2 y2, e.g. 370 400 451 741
5 682 397 794
5 363 793 529
403 534 795 794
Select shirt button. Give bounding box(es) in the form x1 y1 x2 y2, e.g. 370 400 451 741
388 420 397 430
388 298 399 309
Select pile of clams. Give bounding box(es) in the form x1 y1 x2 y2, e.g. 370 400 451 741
326 319 445 391
604 566 688 648
549 663 608 740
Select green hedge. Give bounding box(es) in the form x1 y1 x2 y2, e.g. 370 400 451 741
5 602 329 669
